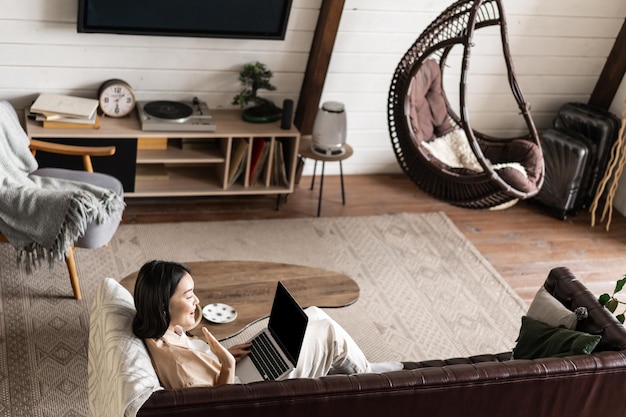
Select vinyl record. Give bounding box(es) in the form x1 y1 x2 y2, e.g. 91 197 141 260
144 101 193 122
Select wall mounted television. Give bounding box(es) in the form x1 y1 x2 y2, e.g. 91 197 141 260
77 0 293 40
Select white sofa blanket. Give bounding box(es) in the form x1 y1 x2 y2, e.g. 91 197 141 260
0 101 124 271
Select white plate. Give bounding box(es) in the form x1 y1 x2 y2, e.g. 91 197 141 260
202 303 238 324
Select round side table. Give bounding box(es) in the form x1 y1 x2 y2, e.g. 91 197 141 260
299 136 354 217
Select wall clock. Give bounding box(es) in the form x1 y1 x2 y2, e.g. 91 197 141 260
98 79 136 117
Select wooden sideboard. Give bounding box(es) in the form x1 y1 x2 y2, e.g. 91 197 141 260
25 109 300 198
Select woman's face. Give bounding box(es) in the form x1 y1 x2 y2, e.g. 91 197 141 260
168 273 199 331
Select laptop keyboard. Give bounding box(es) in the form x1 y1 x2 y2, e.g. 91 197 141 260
248 332 290 381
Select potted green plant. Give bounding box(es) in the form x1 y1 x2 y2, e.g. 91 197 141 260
232 61 282 123
599 275 626 324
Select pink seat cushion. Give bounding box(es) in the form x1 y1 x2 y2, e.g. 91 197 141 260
408 59 454 145
481 140 543 193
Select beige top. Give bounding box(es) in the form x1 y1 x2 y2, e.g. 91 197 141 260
144 329 222 390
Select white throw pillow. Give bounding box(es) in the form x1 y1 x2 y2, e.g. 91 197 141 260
88 278 162 417
526 286 577 330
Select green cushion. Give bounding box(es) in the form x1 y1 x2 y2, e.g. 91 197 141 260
512 316 601 359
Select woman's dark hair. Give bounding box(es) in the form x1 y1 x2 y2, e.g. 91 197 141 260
132 260 191 339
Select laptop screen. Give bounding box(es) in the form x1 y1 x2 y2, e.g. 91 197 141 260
268 282 309 365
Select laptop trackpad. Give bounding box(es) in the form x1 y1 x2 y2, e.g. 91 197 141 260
236 356 264 383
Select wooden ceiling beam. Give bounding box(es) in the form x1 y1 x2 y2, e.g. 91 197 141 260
589 18 626 109
294 0 345 136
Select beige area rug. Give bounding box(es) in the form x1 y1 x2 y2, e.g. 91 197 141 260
0 212 528 417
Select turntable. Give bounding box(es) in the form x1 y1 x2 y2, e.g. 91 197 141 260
136 98 216 132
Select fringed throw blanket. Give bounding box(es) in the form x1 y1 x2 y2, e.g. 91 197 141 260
0 100 124 271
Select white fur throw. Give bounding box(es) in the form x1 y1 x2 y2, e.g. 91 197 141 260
422 129 527 177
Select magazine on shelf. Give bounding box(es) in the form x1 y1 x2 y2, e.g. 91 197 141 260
249 138 270 186
271 141 288 187
41 115 101 129
228 138 249 186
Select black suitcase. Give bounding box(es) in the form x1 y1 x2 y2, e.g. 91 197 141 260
553 102 621 208
535 128 594 219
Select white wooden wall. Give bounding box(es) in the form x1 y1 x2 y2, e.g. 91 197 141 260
610 77 626 116
1 0 625 177
0 0 320 112
321 0 626 175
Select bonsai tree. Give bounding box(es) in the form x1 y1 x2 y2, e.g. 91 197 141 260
232 61 282 122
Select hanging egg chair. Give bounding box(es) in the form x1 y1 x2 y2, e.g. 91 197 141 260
387 0 544 209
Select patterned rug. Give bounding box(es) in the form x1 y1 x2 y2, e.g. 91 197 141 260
0 212 527 417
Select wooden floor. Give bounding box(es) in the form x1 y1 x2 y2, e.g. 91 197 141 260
122 174 626 306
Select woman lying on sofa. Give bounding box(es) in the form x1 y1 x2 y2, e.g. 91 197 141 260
132 260 403 389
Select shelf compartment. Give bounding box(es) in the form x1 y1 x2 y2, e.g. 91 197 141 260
137 143 225 164
132 164 224 197
131 164 292 197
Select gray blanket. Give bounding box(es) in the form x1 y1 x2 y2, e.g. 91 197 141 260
0 100 124 271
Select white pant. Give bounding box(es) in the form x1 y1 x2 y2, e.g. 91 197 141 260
287 306 372 378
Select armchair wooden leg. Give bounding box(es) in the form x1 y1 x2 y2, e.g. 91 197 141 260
65 247 82 300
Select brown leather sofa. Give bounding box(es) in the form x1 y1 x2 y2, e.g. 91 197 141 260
129 267 626 417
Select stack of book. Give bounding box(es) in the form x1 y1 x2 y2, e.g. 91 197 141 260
30 93 100 129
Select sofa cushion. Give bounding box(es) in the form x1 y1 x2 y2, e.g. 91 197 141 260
88 278 162 417
526 286 577 329
512 316 601 359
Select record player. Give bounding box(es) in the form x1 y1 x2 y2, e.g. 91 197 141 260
136 98 216 132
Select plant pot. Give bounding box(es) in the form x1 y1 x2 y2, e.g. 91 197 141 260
242 106 282 123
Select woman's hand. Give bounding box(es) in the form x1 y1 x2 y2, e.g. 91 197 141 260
228 343 252 363
202 327 237 384
202 328 236 365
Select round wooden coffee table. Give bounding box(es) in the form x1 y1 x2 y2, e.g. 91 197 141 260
120 260 359 339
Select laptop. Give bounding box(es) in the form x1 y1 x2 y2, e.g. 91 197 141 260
235 281 309 383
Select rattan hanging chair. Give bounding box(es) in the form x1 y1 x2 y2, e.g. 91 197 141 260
387 0 544 209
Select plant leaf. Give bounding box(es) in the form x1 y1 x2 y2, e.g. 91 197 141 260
599 293 611 306
607 298 619 313
617 313 625 324
615 277 626 294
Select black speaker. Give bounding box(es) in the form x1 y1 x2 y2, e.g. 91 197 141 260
281 99 294 130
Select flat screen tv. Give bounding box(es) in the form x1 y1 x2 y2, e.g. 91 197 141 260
77 0 293 40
